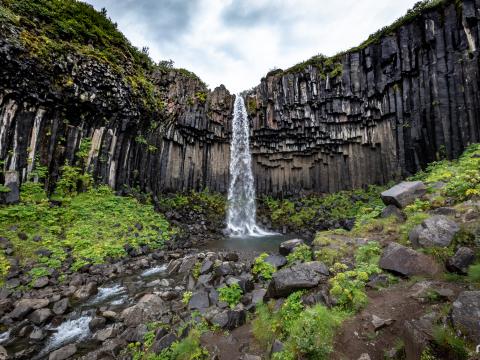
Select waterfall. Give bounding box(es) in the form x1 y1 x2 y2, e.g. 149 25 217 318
226 96 271 237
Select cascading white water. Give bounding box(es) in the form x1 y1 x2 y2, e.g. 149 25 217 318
226 96 272 237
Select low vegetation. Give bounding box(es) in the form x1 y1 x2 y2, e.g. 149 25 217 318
252 253 276 280
218 283 243 308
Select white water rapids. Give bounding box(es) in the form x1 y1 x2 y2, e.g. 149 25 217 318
226 96 273 237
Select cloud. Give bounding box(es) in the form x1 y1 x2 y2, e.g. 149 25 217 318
85 0 420 93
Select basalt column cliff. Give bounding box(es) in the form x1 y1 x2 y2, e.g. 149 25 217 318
1 0 480 198
247 0 480 195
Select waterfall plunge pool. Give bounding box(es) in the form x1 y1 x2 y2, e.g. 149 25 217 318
207 233 298 253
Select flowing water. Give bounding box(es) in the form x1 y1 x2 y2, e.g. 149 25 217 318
226 96 272 237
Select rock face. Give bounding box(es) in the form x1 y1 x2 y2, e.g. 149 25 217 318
409 215 460 248
1 1 480 196
447 247 476 274
379 242 441 277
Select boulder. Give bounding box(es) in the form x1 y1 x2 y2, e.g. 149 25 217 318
151 332 177 354
178 255 197 274
32 276 49 289
452 291 480 341
447 247 475 274
89 316 106 331
380 205 406 221
52 298 69 315
380 181 427 208
211 309 246 330
403 313 435 360
279 239 305 256
94 324 122 342
9 298 49 319
49 344 77 360
188 291 210 310
121 294 167 327
409 216 460 248
251 289 267 305
28 308 52 325
267 261 329 298
73 282 98 301
379 243 441 277
200 260 214 274
265 254 287 268
224 252 239 262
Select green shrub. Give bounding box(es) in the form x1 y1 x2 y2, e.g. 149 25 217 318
276 305 345 360
252 302 277 349
354 241 381 266
252 253 276 280
286 245 312 265
467 263 480 283
182 291 193 305
55 162 93 197
218 283 242 308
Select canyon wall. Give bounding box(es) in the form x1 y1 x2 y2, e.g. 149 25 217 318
1 0 480 197
0 23 234 195
247 0 480 195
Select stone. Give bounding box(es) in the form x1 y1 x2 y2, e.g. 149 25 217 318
29 327 45 340
224 252 239 262
267 261 329 298
452 291 480 341
52 298 69 315
89 316 106 331
121 293 167 327
447 247 476 274
9 298 49 319
32 276 49 289
371 314 393 330
379 242 441 277
271 339 284 354
279 239 305 256
94 325 121 341
178 255 198 274
188 291 210 310
28 308 52 325
120 324 148 343
251 289 267 305
151 333 177 354
49 344 77 360
215 262 234 276
403 313 435 360
264 254 287 268
73 282 98 301
211 309 246 330
409 215 460 248
358 354 371 360
241 355 261 360
380 205 406 221
381 181 427 208
200 259 214 274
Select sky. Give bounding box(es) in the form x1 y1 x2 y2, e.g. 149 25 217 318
85 0 420 93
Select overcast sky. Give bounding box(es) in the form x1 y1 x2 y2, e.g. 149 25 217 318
85 0 419 93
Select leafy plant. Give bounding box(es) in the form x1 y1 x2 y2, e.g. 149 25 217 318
182 291 193 305
218 283 242 308
252 253 276 280
432 326 469 360
286 245 312 265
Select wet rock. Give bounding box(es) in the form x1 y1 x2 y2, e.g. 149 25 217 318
279 239 305 256
379 242 441 277
32 276 49 289
188 291 210 310
73 282 98 301
29 327 45 341
49 343 77 360
447 247 475 274
409 216 460 248
267 261 329 298
380 205 406 221
264 254 287 268
52 298 69 315
89 316 106 332
28 308 52 325
121 294 167 327
380 181 427 208
452 291 480 341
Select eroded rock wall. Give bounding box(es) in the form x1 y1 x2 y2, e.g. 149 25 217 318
0 27 234 195
247 0 480 195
